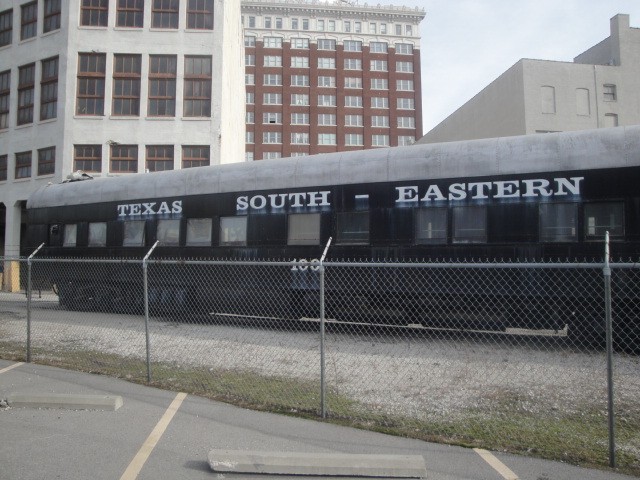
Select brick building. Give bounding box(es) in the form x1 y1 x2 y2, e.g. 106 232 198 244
241 0 425 160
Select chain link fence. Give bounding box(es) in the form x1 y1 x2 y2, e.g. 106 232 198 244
1 253 639 474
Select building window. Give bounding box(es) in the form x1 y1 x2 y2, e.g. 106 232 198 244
603 84 617 102
415 208 447 244
371 97 389 109
220 216 247 246
604 113 619 128
245 151 254 161
245 131 254 143
397 117 415 129
288 213 320 245
152 0 179 28
397 97 415 110
397 79 414 91
344 40 362 52
395 24 402 35
245 111 254 123
146 145 174 171
182 145 209 168
0 9 12 47
336 211 369 245
264 36 283 48
110 144 138 173
344 114 362 127
44 0 62 33
370 60 388 71
17 63 35 125
247 16 255 27
275 17 282 28
369 22 377 34
345 133 363 146
318 95 336 107
344 77 362 89
39 57 58 121
37 147 55 175
74 145 102 172
318 113 336 126
317 57 334 69
371 134 389 147
371 115 389 127
244 36 255 47
246 92 254 104
245 74 254 85
263 112 282 124
354 21 361 33
263 93 282 105
317 39 335 50
291 75 309 87
345 96 362 108
112 54 141 116
292 57 310 68
291 113 309 125
21 1 37 40
343 20 350 32
317 76 335 88
245 54 255 66
291 93 308 106
263 152 281 160
396 61 413 73
396 43 413 55
318 133 336 145
117 0 144 28
148 55 177 116
344 59 362 70
398 135 415 146
0 70 10 129
263 131 282 144
0 155 6 181
187 0 213 29
262 74 280 85
184 56 212 117
264 16 271 28
539 203 577 242
291 132 309 144
291 38 308 49
264 56 282 67
371 78 388 90
370 41 388 53
405 25 413 36
80 0 108 27
317 19 324 31
302 18 309 30
291 18 298 29
77 53 106 115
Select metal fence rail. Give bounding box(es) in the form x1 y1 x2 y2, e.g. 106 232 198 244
1 249 639 473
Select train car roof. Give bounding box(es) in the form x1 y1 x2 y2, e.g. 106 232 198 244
27 125 640 209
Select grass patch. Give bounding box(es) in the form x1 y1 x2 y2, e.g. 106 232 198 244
1 341 638 477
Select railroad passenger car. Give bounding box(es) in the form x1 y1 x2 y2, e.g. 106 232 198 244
24 126 640 341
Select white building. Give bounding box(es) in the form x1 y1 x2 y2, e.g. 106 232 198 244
0 0 245 289
421 14 640 144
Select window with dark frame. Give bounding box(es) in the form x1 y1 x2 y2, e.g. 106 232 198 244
0 155 7 181
182 145 209 168
219 216 247 246
184 56 211 117
40 57 59 120
21 2 37 40
452 206 487 243
77 53 106 115
117 0 144 28
15 151 32 179
146 145 174 172
186 218 212 246
187 0 213 29
123 220 145 246
336 211 369 245
74 144 102 172
63 224 77 247
80 0 108 27
0 9 12 47
288 213 321 245
37 147 55 176
110 144 138 173
44 0 61 33
148 55 176 116
88 222 107 247
0 70 9 129
112 54 141 116
17 63 35 125
152 0 179 29
415 208 447 244
584 202 624 239
156 219 180 245
539 203 578 242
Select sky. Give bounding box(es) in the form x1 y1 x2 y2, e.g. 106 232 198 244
379 0 640 134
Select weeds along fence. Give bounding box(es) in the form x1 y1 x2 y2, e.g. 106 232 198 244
1 251 640 473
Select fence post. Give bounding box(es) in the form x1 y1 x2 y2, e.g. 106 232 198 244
143 241 160 383
26 244 45 363
603 231 616 468
319 237 332 419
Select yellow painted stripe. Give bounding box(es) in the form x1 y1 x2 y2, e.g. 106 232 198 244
120 392 187 480
473 448 519 480
0 362 24 374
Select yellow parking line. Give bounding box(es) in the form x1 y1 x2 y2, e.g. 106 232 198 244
474 448 519 480
120 392 187 480
0 362 24 374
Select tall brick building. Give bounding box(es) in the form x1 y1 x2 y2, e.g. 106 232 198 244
241 0 425 160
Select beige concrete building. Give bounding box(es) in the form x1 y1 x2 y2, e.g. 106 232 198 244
420 14 640 144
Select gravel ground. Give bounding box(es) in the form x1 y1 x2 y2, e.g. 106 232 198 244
1 292 640 423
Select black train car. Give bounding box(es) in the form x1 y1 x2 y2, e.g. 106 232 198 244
24 126 640 341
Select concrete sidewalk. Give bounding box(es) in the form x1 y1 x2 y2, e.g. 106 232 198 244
0 359 634 480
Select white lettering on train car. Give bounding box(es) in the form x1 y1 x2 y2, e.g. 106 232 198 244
117 200 183 217
236 191 331 211
395 177 583 204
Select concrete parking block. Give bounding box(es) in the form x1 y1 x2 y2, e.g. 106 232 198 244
6 393 123 411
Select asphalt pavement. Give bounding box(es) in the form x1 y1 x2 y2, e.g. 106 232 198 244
0 359 635 480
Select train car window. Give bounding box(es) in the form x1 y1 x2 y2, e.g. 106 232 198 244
539 203 577 242
452 206 486 243
288 213 320 245
186 218 212 246
123 220 145 247
88 222 107 247
415 208 447 244
220 216 247 246
584 202 624 239
156 219 181 246
336 211 369 244
63 224 77 247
